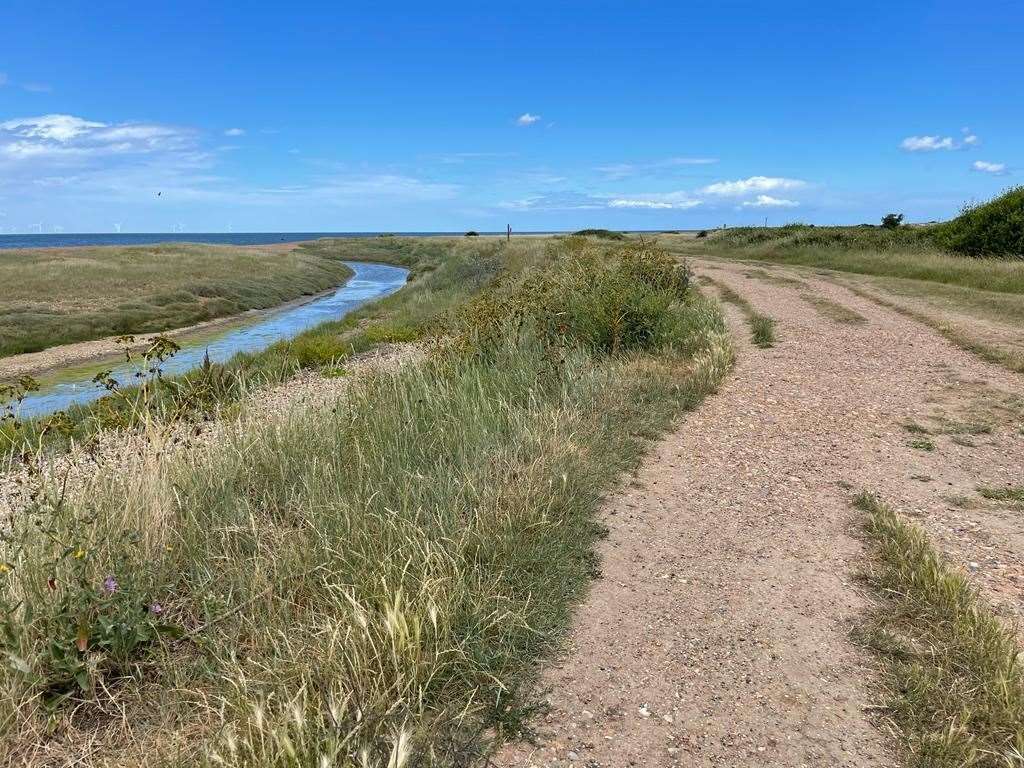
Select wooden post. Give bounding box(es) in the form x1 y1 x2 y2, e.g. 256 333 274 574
507 224 511 242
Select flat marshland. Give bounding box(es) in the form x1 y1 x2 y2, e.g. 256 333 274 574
0 242 355 357
0 235 731 765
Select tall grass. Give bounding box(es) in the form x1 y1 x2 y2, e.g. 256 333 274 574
855 493 1024 767
0 238 732 765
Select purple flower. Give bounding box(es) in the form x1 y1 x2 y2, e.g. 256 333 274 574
102 575 119 595
148 602 163 616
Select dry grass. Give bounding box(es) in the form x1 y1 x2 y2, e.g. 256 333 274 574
855 492 1024 767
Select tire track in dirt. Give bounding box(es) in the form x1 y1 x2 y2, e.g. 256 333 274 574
498 259 1023 767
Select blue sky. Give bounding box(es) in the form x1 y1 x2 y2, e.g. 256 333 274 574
0 0 1020 233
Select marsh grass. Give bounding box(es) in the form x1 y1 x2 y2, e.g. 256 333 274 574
0 238 732 766
0 244 356 357
854 492 1024 767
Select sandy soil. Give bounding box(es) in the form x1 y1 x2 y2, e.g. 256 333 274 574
498 259 1023 767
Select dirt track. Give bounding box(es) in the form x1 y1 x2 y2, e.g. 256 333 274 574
499 259 1023 767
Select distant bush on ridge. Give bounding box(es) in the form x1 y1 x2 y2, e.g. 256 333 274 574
933 187 1024 258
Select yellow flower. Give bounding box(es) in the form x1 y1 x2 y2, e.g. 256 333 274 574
0 562 12 574
72 548 86 559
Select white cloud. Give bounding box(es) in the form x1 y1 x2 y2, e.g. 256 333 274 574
741 195 799 208
2 114 106 142
23 82 52 93
961 128 979 146
224 127 246 137
516 113 541 126
900 135 957 152
972 160 1006 174
700 176 806 196
0 114 197 162
608 199 674 209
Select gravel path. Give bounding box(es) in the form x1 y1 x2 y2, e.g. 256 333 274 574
499 259 1023 767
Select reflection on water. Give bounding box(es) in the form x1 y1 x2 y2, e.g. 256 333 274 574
14 261 409 418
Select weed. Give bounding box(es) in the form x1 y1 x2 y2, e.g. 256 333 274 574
908 437 937 452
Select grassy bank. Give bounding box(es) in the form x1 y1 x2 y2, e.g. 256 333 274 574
0 237 502 452
0 237 732 765
0 243 357 358
855 493 1024 766
663 227 1024 296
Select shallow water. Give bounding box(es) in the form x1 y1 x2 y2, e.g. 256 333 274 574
12 261 409 419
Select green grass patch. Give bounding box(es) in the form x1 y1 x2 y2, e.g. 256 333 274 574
977 486 1024 504
854 492 1024 767
933 187 1024 259
705 278 777 348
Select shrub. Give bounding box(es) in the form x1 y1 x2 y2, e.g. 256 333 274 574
571 229 626 240
695 230 708 239
456 240 691 355
881 213 904 229
464 231 480 237
932 187 1024 258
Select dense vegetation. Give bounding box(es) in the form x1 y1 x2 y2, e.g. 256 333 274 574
933 186 1024 258
0 243 356 357
572 228 626 240
0 236 731 766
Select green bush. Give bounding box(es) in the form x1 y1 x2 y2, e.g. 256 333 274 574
284 333 350 368
881 213 904 229
456 240 691 355
571 228 626 240
933 187 1024 258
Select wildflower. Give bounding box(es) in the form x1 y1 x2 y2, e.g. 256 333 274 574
102 575 119 595
148 602 164 616
0 562 13 574
72 548 86 559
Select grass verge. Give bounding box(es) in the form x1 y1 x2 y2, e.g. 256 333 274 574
854 492 1024 767
801 294 868 325
0 237 732 765
665 226 1024 295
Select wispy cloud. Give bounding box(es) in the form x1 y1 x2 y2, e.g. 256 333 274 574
0 73 7 87
0 115 197 162
224 127 246 137
516 113 541 126
608 198 701 210
700 176 806 196
972 160 1007 174
22 82 53 93
741 194 799 208
597 156 718 180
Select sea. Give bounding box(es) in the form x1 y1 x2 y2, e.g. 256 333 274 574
0 232 528 250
